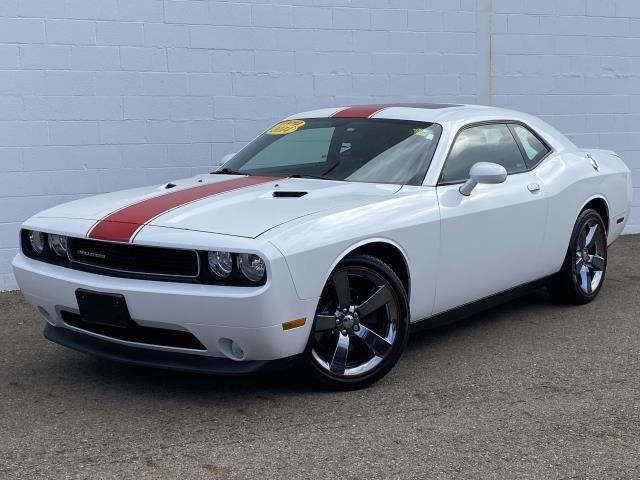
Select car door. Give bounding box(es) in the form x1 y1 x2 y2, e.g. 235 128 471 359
433 122 550 314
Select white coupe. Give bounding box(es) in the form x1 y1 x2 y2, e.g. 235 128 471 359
13 103 632 389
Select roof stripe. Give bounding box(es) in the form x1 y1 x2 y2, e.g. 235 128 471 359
87 176 279 243
331 105 387 118
330 103 461 119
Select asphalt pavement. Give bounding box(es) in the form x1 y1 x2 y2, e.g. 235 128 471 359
1 235 639 479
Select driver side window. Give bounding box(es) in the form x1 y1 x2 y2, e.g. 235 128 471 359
440 123 527 184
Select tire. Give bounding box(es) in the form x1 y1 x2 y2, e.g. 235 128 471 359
306 254 409 390
547 208 608 304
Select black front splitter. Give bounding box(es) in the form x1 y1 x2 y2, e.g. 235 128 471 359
44 324 302 376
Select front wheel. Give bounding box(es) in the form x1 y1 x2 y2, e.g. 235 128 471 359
307 254 409 390
548 208 608 304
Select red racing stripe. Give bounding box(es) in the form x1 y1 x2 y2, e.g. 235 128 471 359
331 105 387 118
87 176 279 243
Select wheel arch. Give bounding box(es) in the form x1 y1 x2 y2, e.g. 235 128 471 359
325 238 411 300
579 195 610 233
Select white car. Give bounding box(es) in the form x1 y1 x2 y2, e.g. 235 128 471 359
13 103 632 389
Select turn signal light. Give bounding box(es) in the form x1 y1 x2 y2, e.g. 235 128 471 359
282 317 306 331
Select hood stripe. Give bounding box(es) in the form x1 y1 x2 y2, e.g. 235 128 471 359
87 176 279 243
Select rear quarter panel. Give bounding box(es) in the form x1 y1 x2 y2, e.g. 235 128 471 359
537 149 631 274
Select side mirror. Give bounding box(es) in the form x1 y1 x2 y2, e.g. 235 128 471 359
459 162 507 196
220 152 237 165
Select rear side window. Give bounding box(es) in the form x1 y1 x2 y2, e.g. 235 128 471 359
440 123 526 184
510 124 550 168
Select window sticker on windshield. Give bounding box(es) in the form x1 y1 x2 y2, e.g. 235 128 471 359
266 120 306 135
413 128 434 140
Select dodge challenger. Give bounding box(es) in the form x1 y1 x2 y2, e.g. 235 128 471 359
13 103 632 389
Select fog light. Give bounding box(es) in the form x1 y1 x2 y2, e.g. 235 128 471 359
218 337 246 361
230 341 245 359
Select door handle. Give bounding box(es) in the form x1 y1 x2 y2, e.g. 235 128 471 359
527 183 540 193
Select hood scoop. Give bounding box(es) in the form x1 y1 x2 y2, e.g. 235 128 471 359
273 191 307 198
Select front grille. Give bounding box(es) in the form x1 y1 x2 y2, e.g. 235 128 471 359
21 229 266 286
68 238 199 279
61 311 206 350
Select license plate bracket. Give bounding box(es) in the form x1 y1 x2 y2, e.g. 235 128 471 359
75 289 131 328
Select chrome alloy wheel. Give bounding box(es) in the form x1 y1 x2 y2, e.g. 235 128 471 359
311 266 400 378
575 219 606 295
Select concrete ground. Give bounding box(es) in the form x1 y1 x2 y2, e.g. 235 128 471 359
1 235 639 479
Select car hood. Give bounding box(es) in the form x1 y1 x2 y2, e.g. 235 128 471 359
34 175 401 239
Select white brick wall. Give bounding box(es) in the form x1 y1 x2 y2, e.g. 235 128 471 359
0 0 638 290
492 0 640 237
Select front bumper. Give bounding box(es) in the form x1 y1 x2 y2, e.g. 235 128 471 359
13 253 318 364
44 324 303 375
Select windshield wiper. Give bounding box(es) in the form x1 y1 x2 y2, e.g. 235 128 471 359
211 168 247 175
288 173 331 181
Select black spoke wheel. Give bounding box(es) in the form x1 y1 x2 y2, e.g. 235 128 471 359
307 254 408 390
548 208 608 304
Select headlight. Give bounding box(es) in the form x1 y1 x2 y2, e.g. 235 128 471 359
237 253 266 283
28 231 47 256
48 234 69 257
206 251 267 284
208 251 233 278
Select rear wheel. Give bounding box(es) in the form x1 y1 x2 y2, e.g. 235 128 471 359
548 208 607 304
308 254 409 390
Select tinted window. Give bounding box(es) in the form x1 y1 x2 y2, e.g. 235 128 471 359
224 118 442 186
440 124 526 183
511 124 550 167
241 127 333 170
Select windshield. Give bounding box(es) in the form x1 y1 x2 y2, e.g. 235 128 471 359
222 118 442 185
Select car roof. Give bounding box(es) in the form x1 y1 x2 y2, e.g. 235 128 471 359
286 103 575 152
288 103 528 124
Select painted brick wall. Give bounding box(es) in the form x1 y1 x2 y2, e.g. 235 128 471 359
491 0 640 235
0 0 637 290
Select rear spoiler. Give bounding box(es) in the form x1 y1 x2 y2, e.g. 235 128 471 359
583 149 619 158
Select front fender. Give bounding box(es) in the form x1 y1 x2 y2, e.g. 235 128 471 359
266 189 441 322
